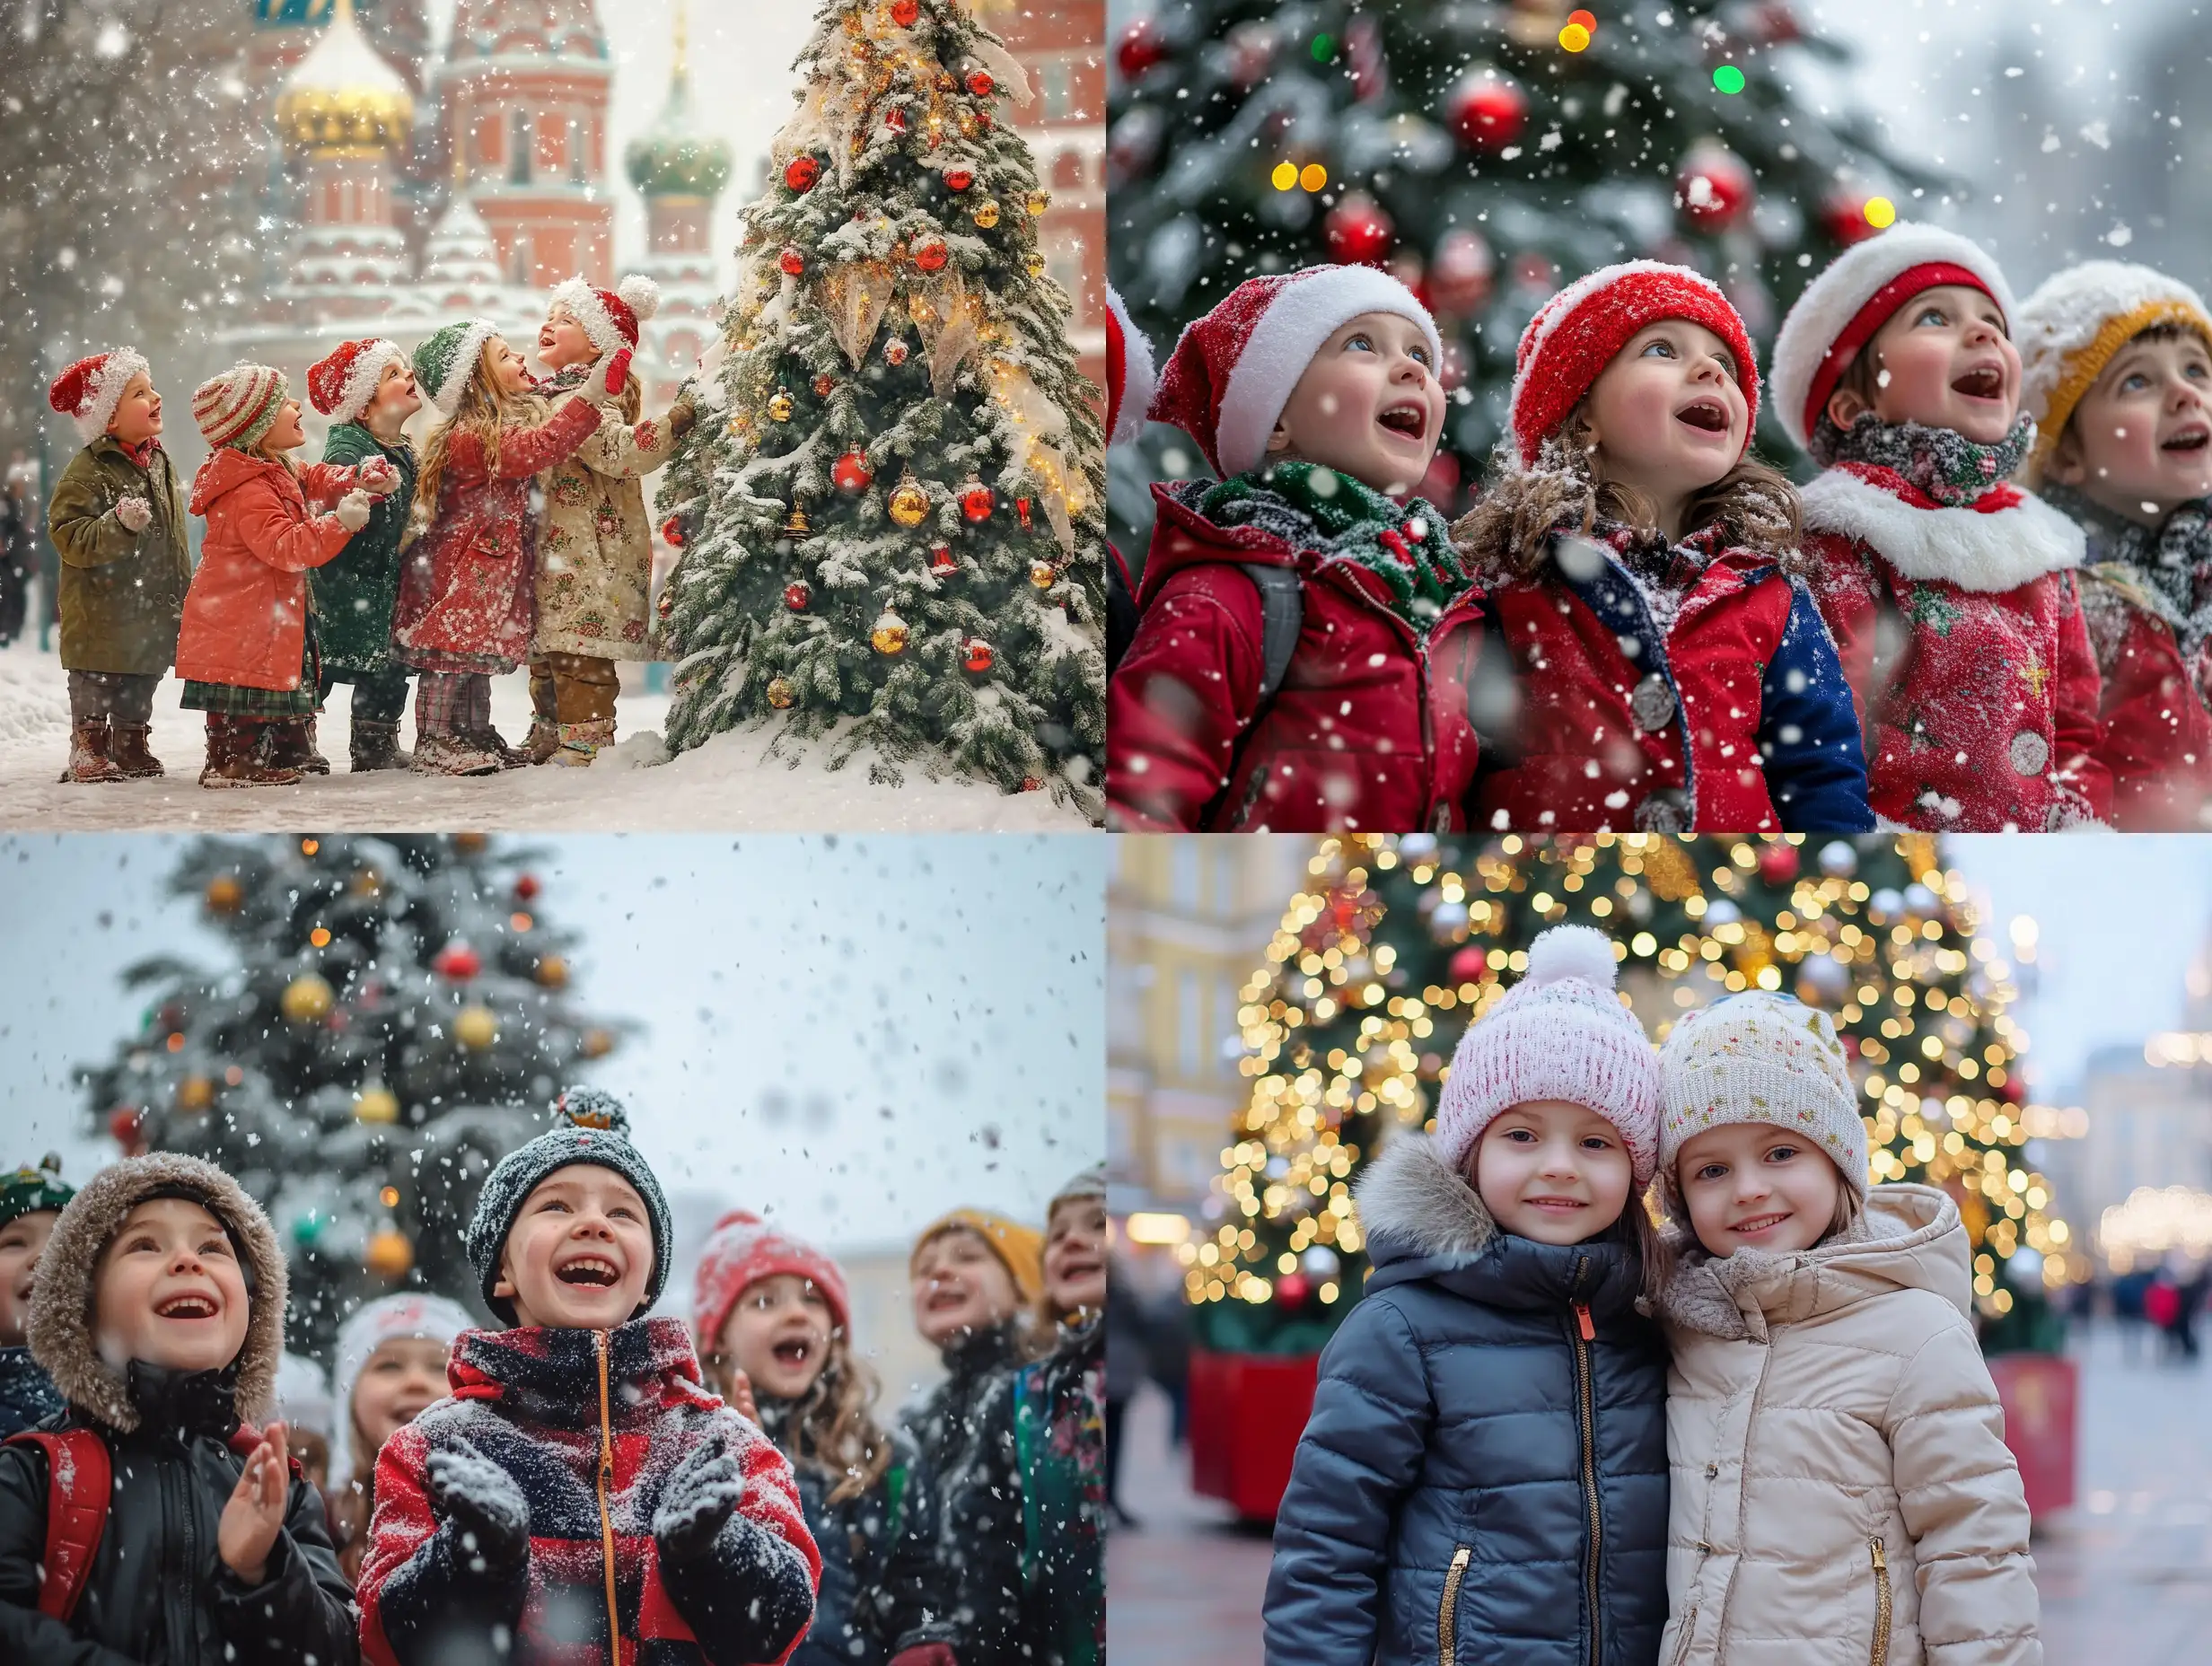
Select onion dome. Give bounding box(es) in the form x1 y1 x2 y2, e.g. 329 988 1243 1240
275 0 413 159
623 6 732 201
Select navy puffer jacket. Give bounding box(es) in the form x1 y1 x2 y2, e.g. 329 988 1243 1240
1263 1135 1670 1666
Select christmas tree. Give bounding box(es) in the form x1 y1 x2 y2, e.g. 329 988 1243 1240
656 0 1108 811
78 835 627 1360
1107 0 1935 552
1190 833 2072 1357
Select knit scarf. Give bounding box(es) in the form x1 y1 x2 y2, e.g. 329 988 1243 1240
2041 480 2212 653
450 1317 702 1430
1198 460 1472 634
1818 412 2033 505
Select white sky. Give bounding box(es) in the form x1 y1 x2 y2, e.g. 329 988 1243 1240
0 834 1106 1254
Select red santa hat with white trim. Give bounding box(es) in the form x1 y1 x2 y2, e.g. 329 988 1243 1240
48 348 152 445
307 338 408 427
1507 260 1760 469
1105 285 1155 448
1769 223 2016 456
549 273 663 359
1147 264 1442 478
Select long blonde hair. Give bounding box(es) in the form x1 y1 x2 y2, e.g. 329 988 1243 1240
410 342 534 530
699 1328 898 1506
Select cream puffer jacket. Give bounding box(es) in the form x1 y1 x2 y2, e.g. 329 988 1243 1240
1657 1184 2041 1666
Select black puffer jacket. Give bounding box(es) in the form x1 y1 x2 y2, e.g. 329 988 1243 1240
1262 1136 1670 1666
0 1361 358 1666
759 1398 909 1666
0 1347 62 1438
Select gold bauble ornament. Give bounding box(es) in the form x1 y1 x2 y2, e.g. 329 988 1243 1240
354 1086 400 1125
768 388 795 421
1025 252 1047 278
767 675 797 709
871 607 910 654
205 874 243 914
1030 558 1058 590
365 1227 414 1281
1026 189 1050 216
783 500 814 539
889 471 930 527
972 198 1001 229
536 955 569 989
280 973 334 1024
582 1026 616 1058
177 1075 215 1114
452 1005 497 1049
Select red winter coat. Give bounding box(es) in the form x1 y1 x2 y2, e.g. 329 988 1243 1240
2076 563 2212 830
175 449 360 690
1106 482 1488 832
1475 527 1872 834
1801 463 2111 830
393 395 600 673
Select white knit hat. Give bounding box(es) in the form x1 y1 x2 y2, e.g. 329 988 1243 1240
326 1290 474 1496
1769 224 2017 454
1435 925 1661 1187
2015 261 2212 483
1656 990 1865 1212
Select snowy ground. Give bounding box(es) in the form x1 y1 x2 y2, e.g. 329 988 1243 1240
0 642 1093 832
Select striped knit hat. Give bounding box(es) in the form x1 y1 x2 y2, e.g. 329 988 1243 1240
308 338 409 426
412 318 503 416
2016 261 2212 485
193 364 289 450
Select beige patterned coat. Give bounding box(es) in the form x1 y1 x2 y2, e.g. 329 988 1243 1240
531 390 685 661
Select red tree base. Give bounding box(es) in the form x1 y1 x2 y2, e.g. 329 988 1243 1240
1188 1346 1318 1521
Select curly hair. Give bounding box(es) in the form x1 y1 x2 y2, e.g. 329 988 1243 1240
699 1328 898 1506
408 341 536 541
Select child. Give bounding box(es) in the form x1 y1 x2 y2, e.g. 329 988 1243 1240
311 338 422 773
44 349 190 783
0 1153 357 1662
1105 265 1488 832
1654 991 2039 1665
0 1155 72 1435
392 320 612 776
325 1292 472 1585
693 1211 907 1666
1263 926 1669 1666
1769 224 2111 830
1454 263 1873 833
176 364 402 787
2018 263 2212 830
356 1088 820 1666
529 275 698 766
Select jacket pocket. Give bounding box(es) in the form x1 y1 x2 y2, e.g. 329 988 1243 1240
1436 1544 1470 1666
1867 1536 1892 1666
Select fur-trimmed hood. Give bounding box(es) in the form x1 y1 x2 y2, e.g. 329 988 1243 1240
26 1152 288 1434
1802 464 2084 592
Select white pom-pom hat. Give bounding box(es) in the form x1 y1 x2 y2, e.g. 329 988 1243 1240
1769 223 2016 455
1434 924 1662 1186
325 1291 476 1496
549 272 663 359
2015 261 2212 484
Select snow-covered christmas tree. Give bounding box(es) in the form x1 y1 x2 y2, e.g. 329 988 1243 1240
656 0 1107 810
78 835 626 1359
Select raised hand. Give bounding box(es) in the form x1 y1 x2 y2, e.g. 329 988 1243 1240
218 1420 290 1586
115 495 152 532
426 1434 531 1572
355 455 402 495
653 1440 745 1564
720 1364 758 1424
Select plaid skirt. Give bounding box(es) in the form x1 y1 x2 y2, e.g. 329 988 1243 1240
182 624 320 717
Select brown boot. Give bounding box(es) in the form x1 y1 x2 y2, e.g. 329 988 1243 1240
267 716 330 776
198 715 303 789
108 723 165 779
58 717 126 784
524 716 562 766
410 732 502 776
350 717 410 771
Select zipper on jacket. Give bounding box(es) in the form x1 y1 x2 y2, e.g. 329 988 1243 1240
1867 1536 1892 1666
1570 1262 1601 1666
1437 1544 1470 1666
595 1328 620 1664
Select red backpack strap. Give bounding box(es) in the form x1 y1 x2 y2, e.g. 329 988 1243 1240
4 1428 111 1622
228 1422 306 1482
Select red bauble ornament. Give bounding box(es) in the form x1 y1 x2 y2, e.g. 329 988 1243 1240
1116 16 1167 80
1819 188 1884 246
963 638 995 673
812 373 837 398
109 1106 145 1154
1275 1272 1312 1307
1021 776 1043 791
959 477 995 522
1999 1074 2027 1105
779 245 805 276
785 580 812 611
927 542 957 574
966 69 994 97
784 153 821 193
1445 68 1528 153
913 239 949 273
891 0 918 24
944 168 974 191
514 872 541 901
886 107 907 134
833 451 873 492
884 338 910 366
1428 228 1497 316
1751 0 1804 45
1324 192 1394 265
659 515 685 548
1446 945 1488 986
1757 842 1801 884
1676 140 1755 232
434 943 482 981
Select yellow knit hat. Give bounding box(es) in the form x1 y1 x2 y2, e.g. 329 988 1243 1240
2016 260 2212 484
910 1207 1044 1304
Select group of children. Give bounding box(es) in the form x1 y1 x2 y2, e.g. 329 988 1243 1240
0 1098 1107 1666
1106 228 2212 835
45 273 695 787
1265 924 2040 1666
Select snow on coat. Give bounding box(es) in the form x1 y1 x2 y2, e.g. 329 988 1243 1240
1107 481 1488 832
357 1317 820 1666
45 436 191 677
2072 563 2212 830
1658 1185 2041 1666
1801 464 2111 830
530 378 685 661
757 1398 909 1666
316 423 418 677
176 448 360 690
1263 1136 1669 1666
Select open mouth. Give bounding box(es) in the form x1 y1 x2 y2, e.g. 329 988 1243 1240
2163 425 2210 454
1375 401 1427 443
1673 399 1730 435
925 1284 970 1311
154 1292 218 1320
1951 364 2005 400
556 1256 620 1288
1729 1212 1793 1236
772 1337 814 1368
1525 1196 1587 1212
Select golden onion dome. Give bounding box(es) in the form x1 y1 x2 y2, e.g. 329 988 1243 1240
275 0 414 160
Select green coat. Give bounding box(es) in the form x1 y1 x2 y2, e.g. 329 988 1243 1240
47 437 190 675
314 421 417 676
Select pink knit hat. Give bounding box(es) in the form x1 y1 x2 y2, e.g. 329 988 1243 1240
690 1209 851 1355
1435 925 1662 1187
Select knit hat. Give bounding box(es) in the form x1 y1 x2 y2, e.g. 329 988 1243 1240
1434 925 1662 1187
48 348 151 445
1106 285 1156 448
412 318 503 417
549 273 662 358
326 1291 474 1495
1149 264 1443 478
1656 990 1866 1213
0 1153 74 1229
464 1085 673 1326
2015 261 2212 485
1769 223 2016 454
192 364 289 451
272 1351 336 1441
1507 261 1760 468
909 1208 1044 1303
690 1210 851 1362
308 338 409 426
1049 1164 1108 1219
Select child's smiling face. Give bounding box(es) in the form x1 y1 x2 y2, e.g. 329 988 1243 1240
910 1225 1021 1346
494 1164 655 1330
2048 327 2212 524
1044 1196 1107 1319
370 360 423 425
351 1335 450 1451
1829 284 2021 444
107 373 162 446
1267 311 1446 498
0 1209 58 1346
719 1273 835 1401
1469 1099 1633 1245
537 305 599 372
92 1197 250 1375
1676 1120 1847 1258
482 336 535 398
1581 318 1749 505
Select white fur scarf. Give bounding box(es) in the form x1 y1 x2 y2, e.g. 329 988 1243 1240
1801 469 2085 593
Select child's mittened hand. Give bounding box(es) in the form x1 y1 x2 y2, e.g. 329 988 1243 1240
652 1441 746 1564
426 1434 531 1570
605 347 633 395
114 495 152 532
218 1420 291 1587
356 456 401 495
334 490 373 532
